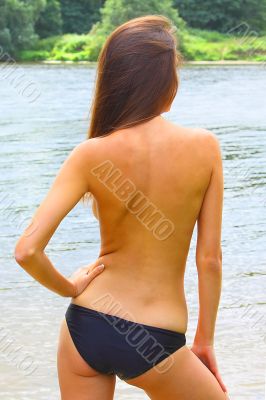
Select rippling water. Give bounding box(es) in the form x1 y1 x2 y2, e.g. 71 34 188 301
0 63 265 399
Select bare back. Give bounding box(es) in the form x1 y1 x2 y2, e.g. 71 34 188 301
73 116 221 334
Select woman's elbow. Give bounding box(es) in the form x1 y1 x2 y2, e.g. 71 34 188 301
196 256 222 271
14 242 37 265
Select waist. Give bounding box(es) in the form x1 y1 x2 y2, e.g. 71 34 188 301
72 266 188 334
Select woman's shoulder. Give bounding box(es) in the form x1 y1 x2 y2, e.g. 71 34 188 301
170 122 217 139
168 124 222 167
72 138 110 166
170 123 221 149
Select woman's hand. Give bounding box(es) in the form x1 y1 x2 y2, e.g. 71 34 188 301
68 262 105 298
191 344 228 395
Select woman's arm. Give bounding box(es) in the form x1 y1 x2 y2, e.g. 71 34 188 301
191 131 227 393
14 141 104 297
194 131 223 345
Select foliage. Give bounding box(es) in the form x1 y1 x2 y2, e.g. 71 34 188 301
182 29 266 61
51 34 89 53
87 0 186 59
0 0 46 55
173 0 266 33
60 0 104 34
18 49 50 61
35 0 62 38
1 0 265 62
93 0 185 35
16 29 266 62
0 2 12 54
31 35 60 51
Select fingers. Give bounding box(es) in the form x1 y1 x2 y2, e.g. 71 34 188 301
87 263 105 274
74 264 105 296
86 264 105 281
85 262 103 274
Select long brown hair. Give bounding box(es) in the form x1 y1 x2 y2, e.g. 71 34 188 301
82 15 182 205
87 14 182 139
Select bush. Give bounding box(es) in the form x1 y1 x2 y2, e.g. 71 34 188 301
52 34 89 52
83 33 106 60
14 29 266 63
182 29 266 61
18 50 50 61
33 36 60 51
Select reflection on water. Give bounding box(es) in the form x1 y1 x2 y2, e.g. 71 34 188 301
0 64 265 399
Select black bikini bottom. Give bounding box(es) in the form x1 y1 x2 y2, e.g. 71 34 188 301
65 303 186 381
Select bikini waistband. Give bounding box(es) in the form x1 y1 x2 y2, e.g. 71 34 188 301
67 302 186 339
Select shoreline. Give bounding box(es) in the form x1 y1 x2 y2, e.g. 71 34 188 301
9 60 265 66
186 60 265 65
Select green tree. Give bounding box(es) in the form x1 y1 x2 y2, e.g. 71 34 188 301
86 0 185 60
35 0 62 38
0 0 46 55
173 0 266 33
92 0 185 35
0 1 12 54
60 0 104 34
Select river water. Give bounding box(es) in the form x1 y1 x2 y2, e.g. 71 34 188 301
0 63 265 399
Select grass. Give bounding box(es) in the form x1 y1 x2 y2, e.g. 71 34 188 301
182 28 266 61
18 28 266 62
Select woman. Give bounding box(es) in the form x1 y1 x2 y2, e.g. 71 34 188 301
14 15 228 400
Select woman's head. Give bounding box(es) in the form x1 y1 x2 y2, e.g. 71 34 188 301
88 14 182 138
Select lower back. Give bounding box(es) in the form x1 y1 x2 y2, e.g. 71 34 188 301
72 248 189 333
